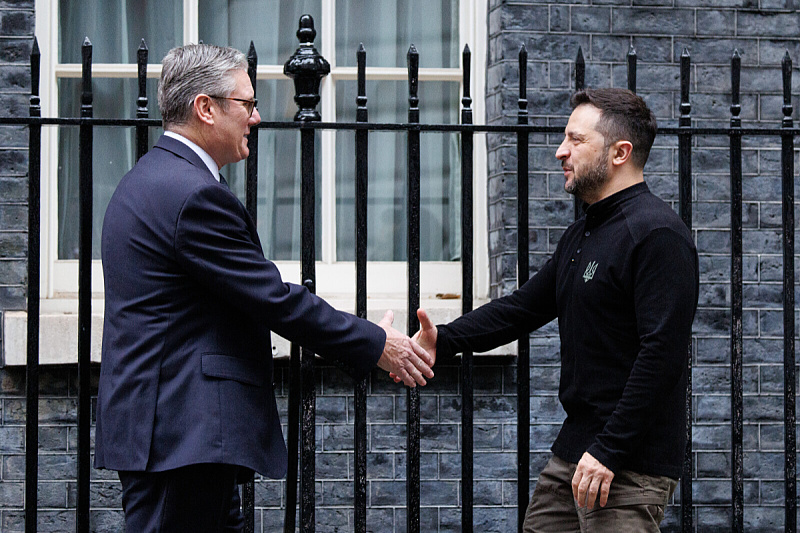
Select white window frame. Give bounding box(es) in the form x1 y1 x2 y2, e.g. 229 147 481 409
33 0 488 302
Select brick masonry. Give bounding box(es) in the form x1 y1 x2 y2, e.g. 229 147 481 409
1 1 800 532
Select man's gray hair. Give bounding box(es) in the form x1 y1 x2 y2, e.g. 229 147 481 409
158 44 248 128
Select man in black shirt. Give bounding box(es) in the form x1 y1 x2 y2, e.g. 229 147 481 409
410 89 698 532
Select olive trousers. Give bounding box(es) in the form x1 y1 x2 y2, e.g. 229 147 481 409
523 455 678 533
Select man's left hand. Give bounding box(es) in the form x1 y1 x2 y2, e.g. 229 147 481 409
572 452 614 509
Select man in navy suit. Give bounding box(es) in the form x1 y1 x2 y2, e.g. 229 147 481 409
95 44 433 532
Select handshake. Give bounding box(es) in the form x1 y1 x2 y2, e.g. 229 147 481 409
375 309 438 388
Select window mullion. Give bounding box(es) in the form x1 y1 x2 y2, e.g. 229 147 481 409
184 0 199 44
36 0 58 298
320 0 336 264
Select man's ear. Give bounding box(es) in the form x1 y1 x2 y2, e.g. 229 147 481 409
610 140 633 167
193 94 215 126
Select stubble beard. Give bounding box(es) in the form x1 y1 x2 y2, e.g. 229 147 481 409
564 152 610 202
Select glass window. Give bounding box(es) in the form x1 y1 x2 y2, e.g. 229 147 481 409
59 0 181 63
198 0 321 63
335 0 459 68
54 0 462 264
335 80 460 261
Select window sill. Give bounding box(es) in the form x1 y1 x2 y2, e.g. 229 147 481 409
2 296 516 366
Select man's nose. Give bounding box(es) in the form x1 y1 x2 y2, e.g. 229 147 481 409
555 141 568 160
250 107 261 124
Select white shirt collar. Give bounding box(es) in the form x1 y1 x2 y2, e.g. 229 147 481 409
164 131 220 182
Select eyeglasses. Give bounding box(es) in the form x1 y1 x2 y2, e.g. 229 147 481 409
208 95 258 117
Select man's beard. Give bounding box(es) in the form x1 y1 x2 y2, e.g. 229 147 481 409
564 152 609 201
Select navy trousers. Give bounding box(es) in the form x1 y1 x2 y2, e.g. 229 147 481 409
119 464 244 532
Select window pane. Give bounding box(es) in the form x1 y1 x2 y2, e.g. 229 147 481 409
198 0 322 64
336 0 459 68
335 80 460 261
59 0 182 63
57 78 162 259
224 80 321 261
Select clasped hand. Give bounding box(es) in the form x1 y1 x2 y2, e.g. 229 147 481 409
376 310 435 388
386 308 438 386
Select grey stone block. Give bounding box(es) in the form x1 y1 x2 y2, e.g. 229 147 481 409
420 423 458 451
693 423 732 449
370 423 405 451
473 451 516 479
0 11 33 37
612 8 695 36
526 34 590 62
473 423 503 449
315 419 352 452
316 451 348 480
474 480 503 506
571 7 611 33
738 11 800 38
315 396 347 424
320 480 353 506
502 5 549 32
693 479 731 504
0 233 25 259
696 9 737 36
696 450 731 476
253 479 282 507
744 450 783 478
549 5 569 32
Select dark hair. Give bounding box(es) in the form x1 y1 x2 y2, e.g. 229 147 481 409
570 88 657 169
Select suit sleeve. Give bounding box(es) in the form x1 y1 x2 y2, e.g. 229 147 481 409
436 255 558 360
173 184 384 379
586 228 698 473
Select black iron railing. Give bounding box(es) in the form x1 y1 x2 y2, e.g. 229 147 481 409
2 13 799 533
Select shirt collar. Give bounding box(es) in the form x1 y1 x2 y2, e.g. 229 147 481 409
583 181 649 224
164 131 220 182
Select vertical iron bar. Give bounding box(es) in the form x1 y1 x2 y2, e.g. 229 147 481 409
678 48 694 533
245 41 259 220
299 127 316 533
135 39 148 161
354 42 369 533
77 37 93 533
284 343 301 533
627 44 637 93
516 44 530 533
729 49 744 533
573 47 585 221
242 40 258 533
24 37 41 533
781 50 797 533
406 44 421 533
460 44 474 533
284 17 329 532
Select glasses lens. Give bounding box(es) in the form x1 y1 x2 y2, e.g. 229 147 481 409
248 99 257 116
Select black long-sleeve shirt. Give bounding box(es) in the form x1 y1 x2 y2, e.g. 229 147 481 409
437 182 698 478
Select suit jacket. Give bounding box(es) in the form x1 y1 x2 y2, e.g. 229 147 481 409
95 135 384 479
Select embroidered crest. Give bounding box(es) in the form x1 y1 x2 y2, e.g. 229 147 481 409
583 261 598 283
